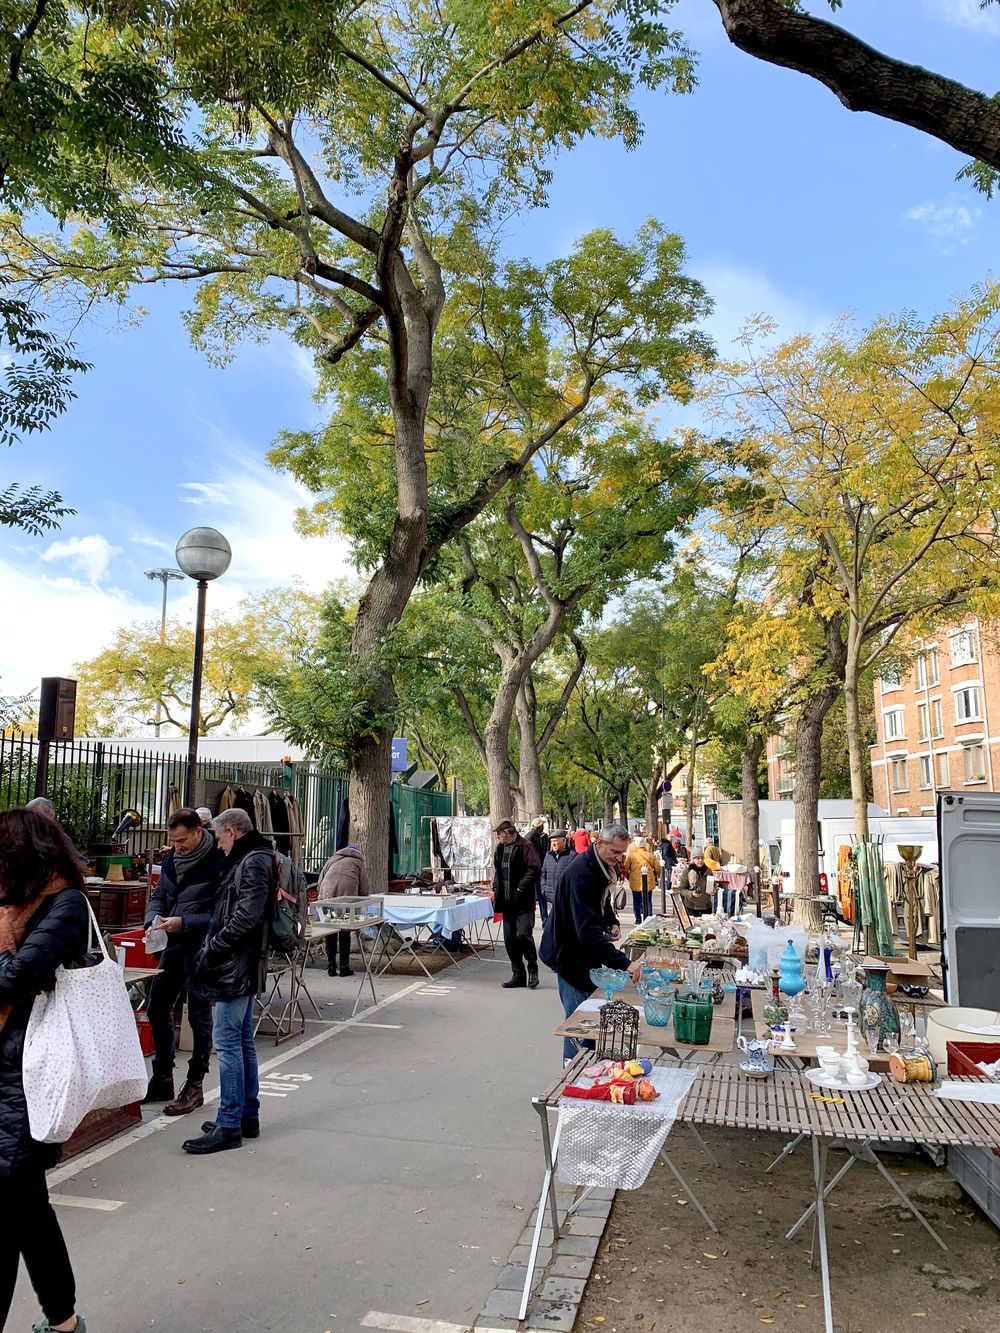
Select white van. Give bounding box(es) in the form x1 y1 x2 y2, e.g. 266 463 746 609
780 809 934 902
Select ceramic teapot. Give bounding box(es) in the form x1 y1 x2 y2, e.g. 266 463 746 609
736 1034 775 1075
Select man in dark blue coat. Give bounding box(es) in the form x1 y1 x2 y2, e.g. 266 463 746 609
492 820 541 990
142 807 226 1116
183 808 274 1155
540 824 641 1061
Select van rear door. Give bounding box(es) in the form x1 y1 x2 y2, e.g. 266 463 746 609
938 790 1000 1005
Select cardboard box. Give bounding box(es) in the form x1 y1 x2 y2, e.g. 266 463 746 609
866 955 933 986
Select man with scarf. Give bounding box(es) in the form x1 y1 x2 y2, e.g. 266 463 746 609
142 807 226 1116
183 808 274 1155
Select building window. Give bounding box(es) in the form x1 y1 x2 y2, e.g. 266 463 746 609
955 686 981 722
917 703 929 741
964 744 986 783
891 758 909 792
921 807 934 816
776 772 794 795
927 649 940 685
919 756 932 788
931 700 943 737
881 664 902 691
950 628 977 668
916 655 926 689
775 733 792 759
937 752 950 787
883 709 905 741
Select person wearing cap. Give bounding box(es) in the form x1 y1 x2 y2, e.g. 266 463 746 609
525 818 550 923
685 848 712 916
492 820 542 989
540 830 575 916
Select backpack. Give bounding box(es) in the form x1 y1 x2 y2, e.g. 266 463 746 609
270 851 309 957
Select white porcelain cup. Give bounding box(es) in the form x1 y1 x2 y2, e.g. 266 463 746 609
815 1045 837 1060
846 1069 869 1086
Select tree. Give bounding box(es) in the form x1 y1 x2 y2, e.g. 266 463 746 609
708 0 1000 190
20 2 699 889
75 587 320 736
704 291 1000 839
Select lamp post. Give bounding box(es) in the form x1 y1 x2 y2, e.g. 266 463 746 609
175 527 231 806
144 567 184 737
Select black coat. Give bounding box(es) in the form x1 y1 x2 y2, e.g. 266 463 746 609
0 889 90 1175
195 832 274 1001
540 848 576 905
492 835 541 916
539 845 630 993
145 831 226 953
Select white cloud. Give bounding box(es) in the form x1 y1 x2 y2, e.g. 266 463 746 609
690 260 836 356
131 533 175 555
926 0 1000 34
905 198 982 252
40 534 120 583
178 482 233 507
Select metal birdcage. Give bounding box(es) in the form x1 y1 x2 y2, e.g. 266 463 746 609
596 1000 639 1062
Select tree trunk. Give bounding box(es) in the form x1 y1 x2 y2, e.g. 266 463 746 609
792 683 840 931
844 634 870 838
349 727 394 894
515 682 544 819
484 661 522 826
645 757 664 838
741 731 765 870
603 789 614 824
618 781 630 826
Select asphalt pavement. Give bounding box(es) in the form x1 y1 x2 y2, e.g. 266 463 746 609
10 938 562 1333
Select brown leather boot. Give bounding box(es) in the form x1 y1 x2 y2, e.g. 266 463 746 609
163 1078 204 1116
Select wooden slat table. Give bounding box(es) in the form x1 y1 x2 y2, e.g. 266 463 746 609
557 980 741 1058
670 1063 1000 1333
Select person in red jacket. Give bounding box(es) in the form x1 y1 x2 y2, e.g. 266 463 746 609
572 827 591 854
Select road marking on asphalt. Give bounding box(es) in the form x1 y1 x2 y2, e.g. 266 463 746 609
361 1311 471 1333
50 1195 125 1212
352 1022 403 1029
46 977 429 1188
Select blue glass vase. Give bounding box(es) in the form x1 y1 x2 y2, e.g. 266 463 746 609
778 939 805 999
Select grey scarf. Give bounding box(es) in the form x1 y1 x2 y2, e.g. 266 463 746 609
173 827 217 885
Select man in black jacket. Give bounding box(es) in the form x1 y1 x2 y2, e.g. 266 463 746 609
142 807 226 1115
182 809 274 1156
540 824 642 1061
492 820 541 990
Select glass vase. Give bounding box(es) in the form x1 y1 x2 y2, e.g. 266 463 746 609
860 962 900 1045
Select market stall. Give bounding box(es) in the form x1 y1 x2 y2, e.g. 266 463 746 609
371 893 496 981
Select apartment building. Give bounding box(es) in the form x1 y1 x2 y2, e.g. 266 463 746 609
765 729 794 801
870 618 1000 815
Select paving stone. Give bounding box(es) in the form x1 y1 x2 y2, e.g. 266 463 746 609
554 1234 600 1258
483 1289 525 1319
508 1244 552 1267
541 1276 588 1303
496 1266 542 1293
474 1320 520 1332
524 1299 577 1331
574 1200 612 1219
518 1225 555 1247
566 1213 607 1237
589 1187 616 1201
548 1254 590 1278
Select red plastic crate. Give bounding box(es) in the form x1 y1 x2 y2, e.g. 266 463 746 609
946 1041 1000 1158
111 927 158 970
135 1012 155 1057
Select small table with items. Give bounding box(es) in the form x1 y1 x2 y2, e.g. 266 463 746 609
372 894 496 981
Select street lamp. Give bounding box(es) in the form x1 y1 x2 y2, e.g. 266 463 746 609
144 567 184 737
175 527 232 805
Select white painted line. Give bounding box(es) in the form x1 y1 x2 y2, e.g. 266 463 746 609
352 1022 403 1030
361 1312 470 1333
50 1194 125 1212
258 1091 288 1097
46 977 428 1188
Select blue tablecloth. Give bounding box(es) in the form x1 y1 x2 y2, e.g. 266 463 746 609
382 896 494 934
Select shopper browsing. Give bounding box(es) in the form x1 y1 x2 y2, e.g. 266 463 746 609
183 809 274 1156
0 808 90 1333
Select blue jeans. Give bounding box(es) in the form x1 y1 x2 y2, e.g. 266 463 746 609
558 974 594 1062
536 885 549 925
213 996 260 1129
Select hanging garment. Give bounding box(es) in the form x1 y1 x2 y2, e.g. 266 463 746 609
283 793 304 866
234 786 257 829
268 789 291 855
216 785 237 814
253 789 273 837
919 866 941 946
165 784 182 818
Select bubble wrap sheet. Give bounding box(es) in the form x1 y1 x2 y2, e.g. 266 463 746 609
556 1066 697 1190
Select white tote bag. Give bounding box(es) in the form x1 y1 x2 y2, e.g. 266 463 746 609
22 897 149 1143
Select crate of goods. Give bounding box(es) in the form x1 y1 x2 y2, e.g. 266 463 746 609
111 927 159 971
947 1039 1000 1228
310 895 385 927
134 1012 155 1057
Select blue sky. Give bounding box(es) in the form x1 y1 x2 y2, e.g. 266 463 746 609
2 0 998 705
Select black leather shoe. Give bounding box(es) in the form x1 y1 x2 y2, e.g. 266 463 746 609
528 971 540 989
340 966 354 977
201 1118 259 1139
142 1075 174 1104
183 1126 242 1155
327 965 337 976
502 977 527 989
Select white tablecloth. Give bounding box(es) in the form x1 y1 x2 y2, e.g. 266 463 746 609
382 896 494 934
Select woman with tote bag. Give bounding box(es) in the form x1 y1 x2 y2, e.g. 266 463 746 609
0 808 89 1333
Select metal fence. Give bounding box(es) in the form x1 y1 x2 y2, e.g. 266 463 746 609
0 733 452 876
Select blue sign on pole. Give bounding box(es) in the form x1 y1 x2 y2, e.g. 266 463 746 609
391 737 408 771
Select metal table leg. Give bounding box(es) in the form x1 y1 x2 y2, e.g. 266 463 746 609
685 1121 718 1167
767 1132 806 1175
351 929 380 1018
658 1150 718 1232
519 1099 565 1322
812 1137 835 1333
